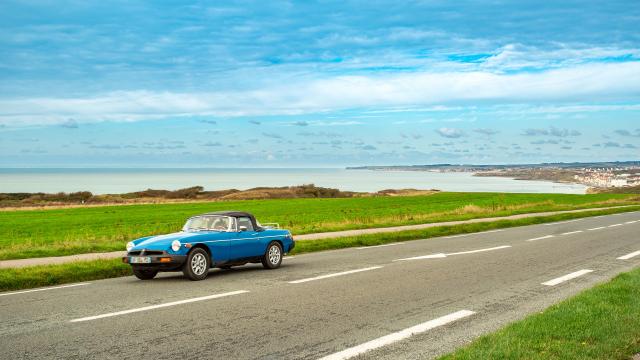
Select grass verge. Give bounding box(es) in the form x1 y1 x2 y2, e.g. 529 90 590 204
1 192 637 260
439 266 640 360
1 205 639 292
0 259 131 292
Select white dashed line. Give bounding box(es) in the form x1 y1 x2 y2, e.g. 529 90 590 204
357 243 404 250
542 270 593 286
617 250 640 260
625 220 638 224
587 226 606 231
447 245 512 256
317 310 475 360
288 266 383 284
560 230 583 235
526 235 554 242
70 290 249 322
0 283 91 297
394 245 511 262
608 224 623 228
394 253 447 261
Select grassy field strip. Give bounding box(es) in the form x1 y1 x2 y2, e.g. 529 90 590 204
319 310 475 360
1 205 640 292
439 267 640 360
1 192 636 260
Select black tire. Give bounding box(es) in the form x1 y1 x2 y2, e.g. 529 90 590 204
262 241 283 269
182 248 210 281
132 267 158 280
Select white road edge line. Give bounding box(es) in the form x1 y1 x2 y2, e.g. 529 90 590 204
357 243 404 250
394 245 511 262
542 270 593 286
288 266 383 284
560 230 583 235
617 250 640 260
526 235 554 242
587 226 606 231
0 282 91 297
608 224 623 227
317 310 475 360
625 220 638 224
70 290 249 322
543 219 581 226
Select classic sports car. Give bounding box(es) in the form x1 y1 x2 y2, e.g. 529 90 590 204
122 211 295 281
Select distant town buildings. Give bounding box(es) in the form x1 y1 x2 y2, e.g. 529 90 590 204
573 167 640 188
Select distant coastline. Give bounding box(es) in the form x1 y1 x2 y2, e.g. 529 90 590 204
347 160 640 191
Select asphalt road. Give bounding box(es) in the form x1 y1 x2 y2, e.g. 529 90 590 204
1 211 640 359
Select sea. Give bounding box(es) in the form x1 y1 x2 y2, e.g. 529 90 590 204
0 168 588 195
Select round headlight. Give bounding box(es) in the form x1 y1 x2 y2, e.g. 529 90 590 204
126 241 134 252
171 240 181 252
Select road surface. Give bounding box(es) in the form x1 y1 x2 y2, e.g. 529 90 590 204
1 211 639 359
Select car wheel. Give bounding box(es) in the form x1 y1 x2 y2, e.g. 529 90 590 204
262 241 282 269
132 267 158 280
183 248 210 281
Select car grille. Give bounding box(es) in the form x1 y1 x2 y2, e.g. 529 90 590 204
128 250 165 256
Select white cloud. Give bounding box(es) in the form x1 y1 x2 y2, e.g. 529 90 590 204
1 62 639 127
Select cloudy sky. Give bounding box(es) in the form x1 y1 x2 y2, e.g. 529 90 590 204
0 0 639 167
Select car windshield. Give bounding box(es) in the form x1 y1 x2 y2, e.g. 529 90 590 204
183 215 235 232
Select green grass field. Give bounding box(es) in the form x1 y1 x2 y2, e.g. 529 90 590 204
439 267 640 360
0 192 637 260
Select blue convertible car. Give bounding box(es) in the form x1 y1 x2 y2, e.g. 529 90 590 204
123 211 295 281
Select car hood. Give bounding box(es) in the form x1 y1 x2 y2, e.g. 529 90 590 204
131 231 218 251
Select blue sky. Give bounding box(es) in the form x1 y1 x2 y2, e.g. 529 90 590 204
0 0 639 167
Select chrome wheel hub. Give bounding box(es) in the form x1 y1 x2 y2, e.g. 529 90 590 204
268 245 281 265
191 253 207 275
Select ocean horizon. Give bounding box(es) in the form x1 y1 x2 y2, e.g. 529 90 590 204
0 168 587 194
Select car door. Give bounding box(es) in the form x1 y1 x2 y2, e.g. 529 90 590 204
229 216 264 260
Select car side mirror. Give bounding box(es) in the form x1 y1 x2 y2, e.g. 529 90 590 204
239 226 247 232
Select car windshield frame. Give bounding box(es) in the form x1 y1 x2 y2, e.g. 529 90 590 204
183 215 237 232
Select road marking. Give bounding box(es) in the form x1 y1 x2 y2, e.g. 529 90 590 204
443 234 470 239
617 250 640 260
544 219 581 226
587 226 606 231
526 235 554 242
624 220 638 224
394 245 511 262
608 224 623 228
288 266 383 284
70 290 248 322
447 245 512 256
542 270 593 286
394 253 447 261
560 230 583 235
317 310 475 360
478 229 504 234
357 243 404 250
283 256 294 259
0 283 90 298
